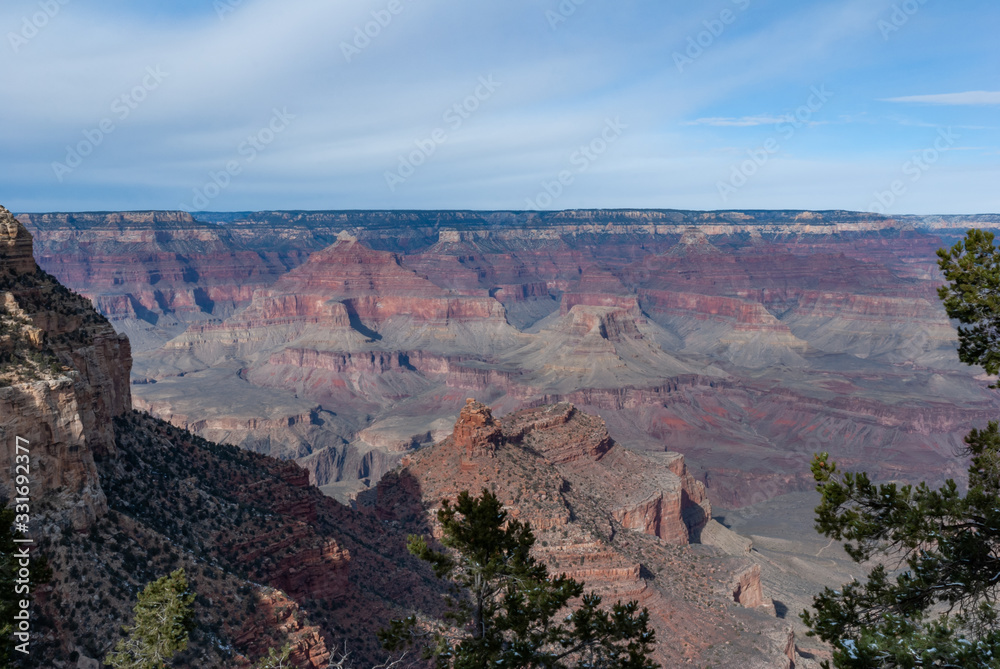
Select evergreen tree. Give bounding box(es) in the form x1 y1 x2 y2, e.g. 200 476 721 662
253 643 292 668
106 568 196 669
938 228 1000 382
380 489 658 669
802 229 1000 667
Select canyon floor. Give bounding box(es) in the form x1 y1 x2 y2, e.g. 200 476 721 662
716 491 866 666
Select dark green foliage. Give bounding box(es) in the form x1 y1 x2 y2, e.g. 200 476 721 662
938 229 1000 384
105 568 196 669
253 643 292 668
380 489 658 668
802 228 1000 667
804 446 1000 668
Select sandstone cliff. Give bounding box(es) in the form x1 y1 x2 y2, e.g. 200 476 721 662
0 206 131 529
372 399 800 668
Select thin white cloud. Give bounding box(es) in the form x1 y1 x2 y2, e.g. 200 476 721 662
0 0 997 214
685 116 793 127
883 91 1000 105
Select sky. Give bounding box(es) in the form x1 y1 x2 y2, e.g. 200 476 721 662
0 0 997 214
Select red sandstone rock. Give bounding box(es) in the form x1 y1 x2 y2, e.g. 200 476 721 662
372 399 795 667
233 588 331 668
731 564 772 610
453 398 502 459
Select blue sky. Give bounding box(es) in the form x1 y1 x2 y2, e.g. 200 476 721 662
1 0 997 214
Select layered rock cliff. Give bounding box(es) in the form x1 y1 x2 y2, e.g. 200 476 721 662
1 208 428 667
19 208 996 512
16 210 297 352
371 399 798 668
0 206 131 529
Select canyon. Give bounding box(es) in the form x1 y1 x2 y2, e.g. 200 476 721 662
17 209 998 510
1 207 805 667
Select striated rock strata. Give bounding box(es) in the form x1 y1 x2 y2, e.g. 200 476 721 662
370 400 801 668
20 208 997 511
0 209 132 529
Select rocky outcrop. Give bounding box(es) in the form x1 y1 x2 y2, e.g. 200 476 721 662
233 589 331 669
605 450 711 545
731 564 773 611
453 398 502 459
0 214 132 529
0 379 106 530
375 400 794 668
498 410 706 545
0 205 36 274
502 402 612 463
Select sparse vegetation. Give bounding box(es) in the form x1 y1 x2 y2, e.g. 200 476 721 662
381 489 658 668
105 568 196 669
804 229 1000 667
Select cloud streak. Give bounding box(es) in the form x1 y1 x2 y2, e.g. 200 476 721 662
0 0 997 214
883 91 1000 106
685 116 793 127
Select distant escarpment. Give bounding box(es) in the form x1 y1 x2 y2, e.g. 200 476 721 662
17 208 994 509
17 210 299 352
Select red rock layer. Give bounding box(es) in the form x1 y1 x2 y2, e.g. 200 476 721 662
233 589 331 668
375 400 796 667
453 398 503 459
18 211 294 328
640 289 792 332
